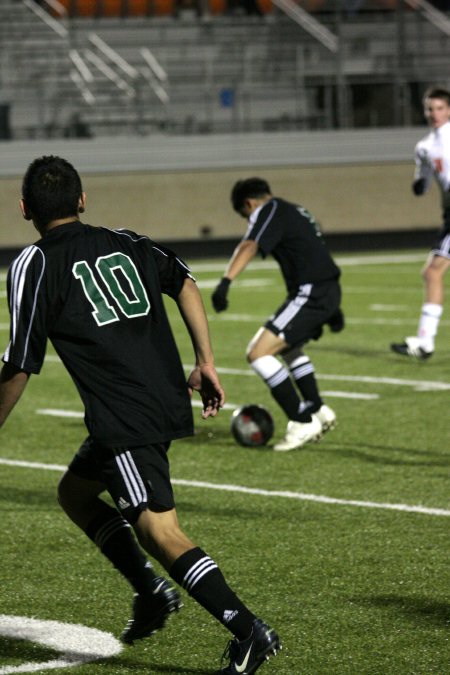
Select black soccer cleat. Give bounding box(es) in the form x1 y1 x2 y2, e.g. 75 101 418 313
121 576 183 644
216 618 281 675
390 337 433 361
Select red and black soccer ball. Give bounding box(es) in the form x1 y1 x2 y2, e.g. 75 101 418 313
230 404 274 447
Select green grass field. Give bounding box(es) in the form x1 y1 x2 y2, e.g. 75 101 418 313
0 250 449 675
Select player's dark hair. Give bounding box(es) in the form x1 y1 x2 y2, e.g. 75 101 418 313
423 86 450 105
22 155 82 227
231 177 271 213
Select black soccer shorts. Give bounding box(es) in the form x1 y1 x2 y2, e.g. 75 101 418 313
69 437 175 524
265 279 341 347
431 222 450 260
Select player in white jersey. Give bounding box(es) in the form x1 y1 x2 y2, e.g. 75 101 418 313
391 87 450 359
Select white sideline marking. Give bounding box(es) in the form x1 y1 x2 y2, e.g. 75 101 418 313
0 253 427 283
197 279 274 289
0 615 122 673
194 365 450 392
347 317 450 327
320 390 379 400
191 253 426 274
34 358 450 393
35 401 239 418
370 304 408 311
35 386 374 421
205 314 450 328
0 457 448 518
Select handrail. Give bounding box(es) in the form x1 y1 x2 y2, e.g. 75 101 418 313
140 47 169 104
22 0 68 39
42 0 67 17
69 49 94 83
139 67 170 104
88 33 139 80
271 0 338 53
404 0 450 38
84 49 135 98
70 70 95 105
140 47 168 83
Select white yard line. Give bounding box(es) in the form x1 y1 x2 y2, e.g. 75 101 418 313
200 365 450 392
190 252 427 274
205 314 450 327
0 457 447 517
39 357 450 392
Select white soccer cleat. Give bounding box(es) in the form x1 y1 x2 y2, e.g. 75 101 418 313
315 404 337 432
390 336 433 360
273 416 322 452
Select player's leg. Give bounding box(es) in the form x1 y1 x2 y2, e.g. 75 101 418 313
279 280 340 433
247 327 307 421
282 345 336 432
418 254 450 351
57 440 175 637
246 327 322 451
134 506 280 673
391 241 450 358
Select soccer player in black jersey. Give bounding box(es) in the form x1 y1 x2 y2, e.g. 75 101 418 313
212 177 344 451
0 156 280 675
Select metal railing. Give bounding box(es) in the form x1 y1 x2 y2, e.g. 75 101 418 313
22 0 69 37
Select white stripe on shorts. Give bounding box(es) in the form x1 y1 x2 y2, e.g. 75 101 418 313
114 449 147 507
432 232 450 259
273 283 312 332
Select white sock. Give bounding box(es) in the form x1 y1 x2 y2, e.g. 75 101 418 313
251 354 288 382
417 303 443 351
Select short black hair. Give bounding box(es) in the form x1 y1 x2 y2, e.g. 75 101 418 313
231 177 271 213
423 86 450 106
22 155 82 227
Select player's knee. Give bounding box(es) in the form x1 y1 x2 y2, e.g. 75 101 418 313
246 347 264 363
246 342 256 362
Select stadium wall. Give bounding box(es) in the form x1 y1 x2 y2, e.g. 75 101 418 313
0 129 440 260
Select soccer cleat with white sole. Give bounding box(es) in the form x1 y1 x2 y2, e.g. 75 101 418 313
121 576 183 644
273 416 322 451
315 404 337 432
390 336 433 360
216 618 281 675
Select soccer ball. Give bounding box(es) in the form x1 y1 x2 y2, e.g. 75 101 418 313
230 405 274 447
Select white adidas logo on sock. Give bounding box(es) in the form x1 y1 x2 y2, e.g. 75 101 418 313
223 609 238 623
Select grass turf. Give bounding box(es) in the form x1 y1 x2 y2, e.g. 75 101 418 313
0 250 449 674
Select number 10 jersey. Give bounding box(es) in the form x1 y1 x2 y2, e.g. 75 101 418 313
3 221 194 446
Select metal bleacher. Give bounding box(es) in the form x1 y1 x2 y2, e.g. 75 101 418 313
1 0 450 139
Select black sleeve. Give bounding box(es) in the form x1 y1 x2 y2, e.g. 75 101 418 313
3 246 48 374
244 200 283 256
151 243 195 299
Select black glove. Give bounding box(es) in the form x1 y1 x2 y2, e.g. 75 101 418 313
327 308 345 333
211 277 231 312
412 178 426 196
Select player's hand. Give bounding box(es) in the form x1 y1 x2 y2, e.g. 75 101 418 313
412 178 426 195
327 307 345 333
187 363 225 418
211 278 231 312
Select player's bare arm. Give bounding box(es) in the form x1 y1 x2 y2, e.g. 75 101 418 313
223 239 259 281
0 363 30 427
211 239 259 312
176 277 225 417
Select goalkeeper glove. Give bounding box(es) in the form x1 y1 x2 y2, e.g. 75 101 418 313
212 277 231 312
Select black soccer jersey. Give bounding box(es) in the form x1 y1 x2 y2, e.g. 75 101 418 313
3 221 194 446
243 198 340 294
